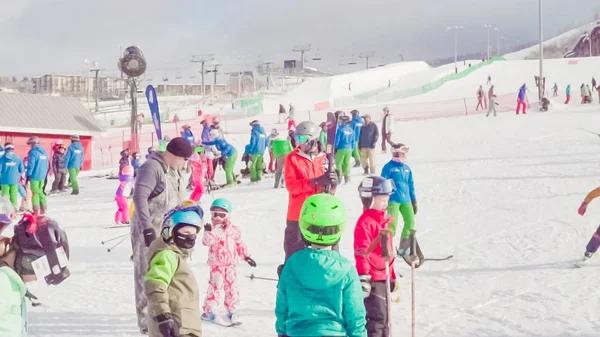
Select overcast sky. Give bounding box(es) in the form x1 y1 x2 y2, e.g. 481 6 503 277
0 0 598 80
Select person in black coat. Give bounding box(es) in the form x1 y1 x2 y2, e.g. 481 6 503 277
358 114 379 175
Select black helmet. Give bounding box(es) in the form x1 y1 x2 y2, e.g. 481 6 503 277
249 120 260 126
339 115 351 124
358 176 395 209
350 109 359 117
13 214 70 285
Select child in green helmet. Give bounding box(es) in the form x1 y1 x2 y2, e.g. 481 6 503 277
275 193 367 337
144 204 204 337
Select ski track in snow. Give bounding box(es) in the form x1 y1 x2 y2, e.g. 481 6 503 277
10 109 600 336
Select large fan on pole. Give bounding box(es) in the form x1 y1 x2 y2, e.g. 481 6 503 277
118 46 147 153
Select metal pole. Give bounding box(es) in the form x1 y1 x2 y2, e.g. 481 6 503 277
201 61 205 97
487 27 491 60
539 0 544 101
87 69 91 110
454 28 458 73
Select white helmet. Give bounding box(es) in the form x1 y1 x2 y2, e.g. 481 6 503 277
210 129 222 139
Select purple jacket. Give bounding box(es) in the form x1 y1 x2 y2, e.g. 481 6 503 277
201 124 211 143
518 85 526 101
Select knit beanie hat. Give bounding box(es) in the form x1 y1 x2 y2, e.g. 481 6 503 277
166 137 193 158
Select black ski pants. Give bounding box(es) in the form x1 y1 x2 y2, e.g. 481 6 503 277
365 281 390 337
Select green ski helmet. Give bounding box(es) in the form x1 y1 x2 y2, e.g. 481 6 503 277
210 198 232 213
299 193 346 246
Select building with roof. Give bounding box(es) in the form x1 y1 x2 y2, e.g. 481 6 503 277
0 92 105 170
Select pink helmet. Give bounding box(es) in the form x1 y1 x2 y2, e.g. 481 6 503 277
121 165 134 176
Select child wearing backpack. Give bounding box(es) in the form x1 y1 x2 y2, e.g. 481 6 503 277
276 193 367 337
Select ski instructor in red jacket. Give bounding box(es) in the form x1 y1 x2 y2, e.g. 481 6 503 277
279 121 338 274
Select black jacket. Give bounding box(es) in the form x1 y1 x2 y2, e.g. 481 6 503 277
358 122 379 149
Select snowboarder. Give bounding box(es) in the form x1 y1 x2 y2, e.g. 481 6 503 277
282 121 338 266
189 146 207 202
114 165 134 225
286 104 297 131
358 114 379 175
247 120 267 182
476 85 485 111
26 137 49 215
486 94 500 117
335 115 356 184
0 213 70 337
145 204 204 337
202 198 256 325
355 176 398 337
272 138 293 189
181 124 195 146
552 83 558 97
119 149 130 175
50 144 67 193
64 135 84 195
381 107 394 153
565 84 571 104
0 144 24 209
516 83 527 115
381 144 418 256
278 104 287 124
267 128 279 173
203 129 238 187
131 152 141 178
131 137 192 334
276 193 367 337
351 110 365 168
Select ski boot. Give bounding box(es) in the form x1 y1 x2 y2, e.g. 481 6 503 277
363 168 369 175
227 312 240 324
344 176 351 184
202 313 216 321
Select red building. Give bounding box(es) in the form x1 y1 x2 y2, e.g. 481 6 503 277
0 92 105 170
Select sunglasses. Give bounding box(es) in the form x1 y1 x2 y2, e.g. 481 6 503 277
211 211 228 219
295 135 311 144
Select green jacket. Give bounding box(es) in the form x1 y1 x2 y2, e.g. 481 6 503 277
319 130 327 149
0 263 27 337
275 248 367 337
144 240 202 337
272 139 293 158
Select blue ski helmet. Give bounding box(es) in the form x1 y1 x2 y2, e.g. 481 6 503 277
210 198 232 213
161 206 203 241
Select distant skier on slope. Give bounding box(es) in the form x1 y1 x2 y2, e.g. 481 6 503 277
202 130 238 188
476 85 485 111
565 84 571 104
553 83 558 97
516 84 527 115
486 94 500 117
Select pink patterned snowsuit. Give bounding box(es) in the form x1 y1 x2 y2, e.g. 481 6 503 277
202 221 249 314
114 176 133 224
189 154 207 202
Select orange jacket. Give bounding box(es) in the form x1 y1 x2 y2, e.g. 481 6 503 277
584 187 600 204
284 149 327 221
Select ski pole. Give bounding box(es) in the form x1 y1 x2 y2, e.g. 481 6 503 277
101 233 129 245
380 229 393 337
246 273 278 282
107 235 129 252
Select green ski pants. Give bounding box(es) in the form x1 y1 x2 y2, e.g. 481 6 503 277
250 154 264 182
387 202 415 238
68 168 80 190
1 184 18 208
352 142 361 163
335 148 352 177
30 180 47 207
225 152 238 186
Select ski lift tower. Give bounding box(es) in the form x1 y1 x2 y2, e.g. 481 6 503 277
118 46 147 153
292 44 311 73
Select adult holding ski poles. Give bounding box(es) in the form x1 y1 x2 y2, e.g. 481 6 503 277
279 121 338 276
131 137 192 334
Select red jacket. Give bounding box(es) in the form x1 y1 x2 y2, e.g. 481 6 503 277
354 209 397 281
284 149 327 221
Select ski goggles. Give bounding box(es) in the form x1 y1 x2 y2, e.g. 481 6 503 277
211 211 228 219
391 145 410 155
295 135 312 144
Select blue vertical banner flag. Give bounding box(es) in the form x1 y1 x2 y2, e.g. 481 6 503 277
145 85 162 141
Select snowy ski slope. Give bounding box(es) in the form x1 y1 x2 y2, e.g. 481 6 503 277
12 105 600 337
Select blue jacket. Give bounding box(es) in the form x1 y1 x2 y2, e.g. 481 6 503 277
566 85 571 95
248 125 267 155
131 158 141 176
276 248 367 337
351 115 364 140
64 142 84 169
203 138 236 158
26 145 49 181
381 160 416 204
201 124 211 142
518 85 526 101
335 124 355 150
182 129 195 145
0 151 24 185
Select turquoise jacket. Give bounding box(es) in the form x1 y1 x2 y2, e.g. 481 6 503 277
0 265 27 337
275 248 367 337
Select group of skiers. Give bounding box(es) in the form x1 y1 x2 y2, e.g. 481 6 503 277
0 135 84 215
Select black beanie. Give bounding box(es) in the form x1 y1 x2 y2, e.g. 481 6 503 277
166 137 193 158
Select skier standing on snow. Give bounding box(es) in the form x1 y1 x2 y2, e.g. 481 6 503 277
181 124 195 146
486 95 500 117
26 137 49 215
282 121 338 271
203 129 238 188
476 85 485 111
119 149 130 175
355 176 398 337
64 135 84 195
565 84 571 104
267 128 279 173
516 84 527 115
247 120 267 182
276 194 367 337
210 117 226 174
335 115 356 184
144 204 203 337
200 120 215 181
0 144 24 209
350 110 364 168
189 146 207 202
278 104 287 124
50 144 66 193
592 77 597 91
286 104 297 131
486 74 492 85
131 152 141 178
553 83 558 97
202 198 256 324
272 138 293 189
586 84 594 103
114 165 134 225
381 144 419 258
358 114 379 175
381 107 394 153
131 137 192 334
318 122 328 149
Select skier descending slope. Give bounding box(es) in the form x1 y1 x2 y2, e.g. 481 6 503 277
355 176 399 337
276 193 367 337
576 187 600 263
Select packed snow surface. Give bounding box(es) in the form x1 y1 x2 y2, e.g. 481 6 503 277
14 106 600 337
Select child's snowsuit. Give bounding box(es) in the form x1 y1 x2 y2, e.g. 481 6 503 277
115 174 133 224
145 239 202 337
189 154 207 202
202 221 249 315
275 248 367 337
0 260 28 337
381 159 417 239
354 209 397 337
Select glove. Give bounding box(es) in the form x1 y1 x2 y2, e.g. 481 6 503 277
204 223 212 232
359 275 372 298
310 171 338 189
578 202 588 216
155 314 179 337
143 228 157 247
245 256 257 267
412 200 418 215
